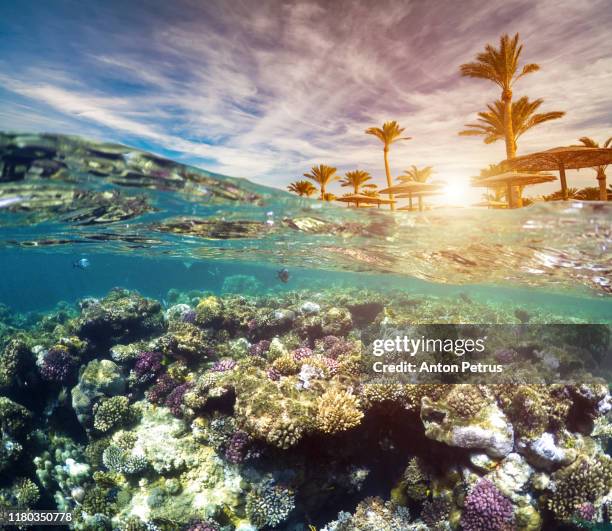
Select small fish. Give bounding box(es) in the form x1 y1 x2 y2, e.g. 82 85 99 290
514 308 530 324
73 258 90 269
277 268 290 283
0 196 25 209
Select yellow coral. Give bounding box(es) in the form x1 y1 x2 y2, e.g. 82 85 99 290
315 389 363 434
272 354 299 376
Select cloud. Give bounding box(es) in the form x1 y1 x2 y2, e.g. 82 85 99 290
0 0 610 197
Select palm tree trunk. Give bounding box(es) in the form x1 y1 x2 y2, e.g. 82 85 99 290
502 90 516 159
597 169 607 200
383 146 395 211
320 184 325 200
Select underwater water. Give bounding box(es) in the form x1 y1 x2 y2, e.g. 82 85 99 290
0 132 611 530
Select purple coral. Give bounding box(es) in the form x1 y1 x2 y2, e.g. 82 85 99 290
181 309 197 324
134 351 163 381
164 382 193 418
225 430 249 464
577 502 596 521
461 480 515 531
146 373 178 404
249 340 270 357
40 347 79 384
184 520 219 531
320 335 353 359
267 368 281 381
292 347 313 362
211 358 237 372
321 356 339 376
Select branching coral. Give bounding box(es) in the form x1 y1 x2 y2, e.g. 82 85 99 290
102 444 148 475
245 479 295 529
93 396 135 433
40 344 79 384
547 454 612 520
315 388 363 435
402 457 430 501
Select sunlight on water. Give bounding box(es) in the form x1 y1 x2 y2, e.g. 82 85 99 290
1 132 610 303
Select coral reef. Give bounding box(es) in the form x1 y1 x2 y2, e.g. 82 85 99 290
0 286 609 530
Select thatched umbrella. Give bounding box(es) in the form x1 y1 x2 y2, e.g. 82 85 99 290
505 146 612 200
395 190 443 211
336 193 396 208
471 171 556 208
379 182 443 211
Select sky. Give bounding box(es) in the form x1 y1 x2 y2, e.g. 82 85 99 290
1 0 611 203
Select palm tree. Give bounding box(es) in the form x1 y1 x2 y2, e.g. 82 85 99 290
361 187 380 198
460 33 540 159
340 170 375 195
287 180 317 197
460 97 564 153
544 188 580 201
303 164 339 199
397 165 434 183
365 121 412 210
578 136 612 200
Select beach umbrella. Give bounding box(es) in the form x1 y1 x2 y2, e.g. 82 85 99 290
472 199 508 209
505 146 612 200
379 181 443 211
336 193 396 208
471 171 556 208
395 190 443 212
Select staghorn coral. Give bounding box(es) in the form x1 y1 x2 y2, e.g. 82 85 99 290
461 479 515 531
547 454 612 520
315 388 364 435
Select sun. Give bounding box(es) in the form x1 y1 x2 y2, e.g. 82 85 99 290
442 180 471 206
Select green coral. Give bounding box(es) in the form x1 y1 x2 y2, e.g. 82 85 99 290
13 477 40 508
93 396 134 433
0 396 32 436
195 295 224 326
0 338 30 390
81 486 116 518
402 457 429 501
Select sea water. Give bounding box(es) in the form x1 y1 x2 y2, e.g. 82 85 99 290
0 133 610 529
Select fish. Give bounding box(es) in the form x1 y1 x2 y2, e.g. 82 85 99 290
0 196 26 209
277 268 290 283
73 258 90 269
